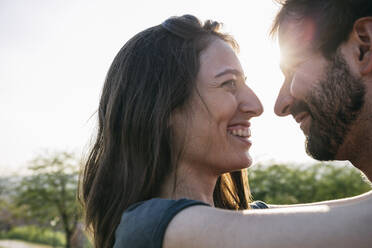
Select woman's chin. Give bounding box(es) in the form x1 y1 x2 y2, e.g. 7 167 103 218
242 154 253 168
226 154 253 172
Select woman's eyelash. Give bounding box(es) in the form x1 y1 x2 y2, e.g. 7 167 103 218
222 80 237 88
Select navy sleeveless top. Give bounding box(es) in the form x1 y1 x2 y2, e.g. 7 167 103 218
113 198 268 248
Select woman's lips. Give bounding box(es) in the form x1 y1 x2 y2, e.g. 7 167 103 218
227 125 252 147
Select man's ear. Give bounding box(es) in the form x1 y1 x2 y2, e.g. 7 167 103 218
353 17 372 75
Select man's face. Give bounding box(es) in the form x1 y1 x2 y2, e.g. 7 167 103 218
274 20 366 160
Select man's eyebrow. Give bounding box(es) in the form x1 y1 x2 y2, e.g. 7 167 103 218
215 69 242 78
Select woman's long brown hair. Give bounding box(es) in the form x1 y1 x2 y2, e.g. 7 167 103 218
79 15 251 248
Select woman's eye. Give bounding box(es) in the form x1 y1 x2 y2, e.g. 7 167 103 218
222 80 237 90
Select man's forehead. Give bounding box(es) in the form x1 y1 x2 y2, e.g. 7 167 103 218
278 18 317 68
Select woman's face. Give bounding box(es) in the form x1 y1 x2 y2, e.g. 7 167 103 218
173 38 263 175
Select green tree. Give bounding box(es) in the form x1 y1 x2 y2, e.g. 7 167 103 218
248 163 371 204
0 176 24 232
16 152 80 248
0 177 12 232
0 177 7 197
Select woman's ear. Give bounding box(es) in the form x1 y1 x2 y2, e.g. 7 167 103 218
169 108 184 129
353 17 372 75
169 109 180 128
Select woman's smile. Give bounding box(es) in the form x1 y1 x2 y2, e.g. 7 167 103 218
227 124 252 148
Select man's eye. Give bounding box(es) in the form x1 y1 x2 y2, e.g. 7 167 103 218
285 72 295 83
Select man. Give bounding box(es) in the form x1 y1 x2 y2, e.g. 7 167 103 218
272 0 372 181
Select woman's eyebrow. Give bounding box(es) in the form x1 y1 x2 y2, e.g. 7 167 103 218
214 69 242 78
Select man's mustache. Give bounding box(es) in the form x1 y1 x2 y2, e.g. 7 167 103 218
290 100 312 118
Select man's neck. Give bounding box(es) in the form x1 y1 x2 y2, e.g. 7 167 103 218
348 129 372 182
351 156 372 182
338 98 372 182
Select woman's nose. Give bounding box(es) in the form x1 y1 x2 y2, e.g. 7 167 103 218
239 86 264 117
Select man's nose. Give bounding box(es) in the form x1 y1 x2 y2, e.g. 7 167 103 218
274 81 293 116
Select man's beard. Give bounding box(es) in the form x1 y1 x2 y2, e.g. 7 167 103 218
290 51 366 160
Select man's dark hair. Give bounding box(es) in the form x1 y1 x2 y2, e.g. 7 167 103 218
271 0 372 58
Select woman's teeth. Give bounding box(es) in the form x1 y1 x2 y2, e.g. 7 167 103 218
229 128 251 137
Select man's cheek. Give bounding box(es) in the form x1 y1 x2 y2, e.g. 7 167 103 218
291 62 327 100
289 72 314 100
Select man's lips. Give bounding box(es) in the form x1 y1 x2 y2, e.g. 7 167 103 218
294 112 310 123
294 112 311 133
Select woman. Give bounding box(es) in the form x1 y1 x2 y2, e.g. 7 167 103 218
80 15 372 248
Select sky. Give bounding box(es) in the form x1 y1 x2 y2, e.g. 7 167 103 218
0 0 334 175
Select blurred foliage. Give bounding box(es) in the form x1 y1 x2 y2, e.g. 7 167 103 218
248 163 371 204
0 225 65 247
14 152 81 248
0 178 8 198
0 176 26 232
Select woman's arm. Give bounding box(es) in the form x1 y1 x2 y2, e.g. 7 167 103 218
163 191 372 248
